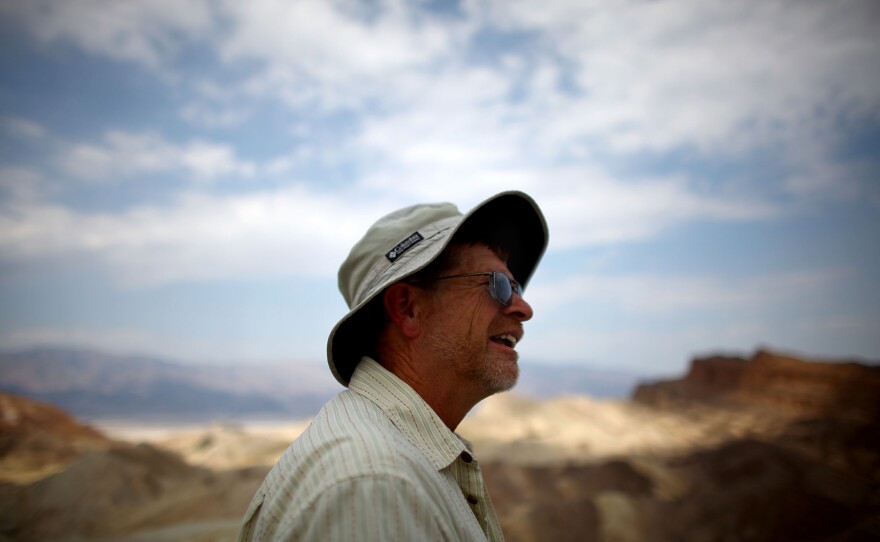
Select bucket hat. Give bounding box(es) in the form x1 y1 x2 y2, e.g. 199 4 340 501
328 190 548 386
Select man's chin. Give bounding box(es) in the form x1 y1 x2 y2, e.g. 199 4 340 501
486 361 519 394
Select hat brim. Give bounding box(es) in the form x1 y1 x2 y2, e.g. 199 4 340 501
327 191 549 386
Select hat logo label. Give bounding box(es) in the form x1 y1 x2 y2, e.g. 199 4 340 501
386 232 424 263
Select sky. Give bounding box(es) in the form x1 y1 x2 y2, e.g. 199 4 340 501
0 0 878 378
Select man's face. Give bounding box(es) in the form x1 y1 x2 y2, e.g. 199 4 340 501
421 243 534 397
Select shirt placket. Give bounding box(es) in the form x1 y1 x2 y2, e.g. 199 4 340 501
448 451 505 541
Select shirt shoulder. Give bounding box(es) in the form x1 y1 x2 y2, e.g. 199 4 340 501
240 391 454 540
242 468 460 541
304 389 431 475
258 389 441 501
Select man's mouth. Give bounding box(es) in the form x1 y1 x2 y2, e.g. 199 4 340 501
490 334 518 349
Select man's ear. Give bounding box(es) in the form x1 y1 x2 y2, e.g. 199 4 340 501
383 282 423 338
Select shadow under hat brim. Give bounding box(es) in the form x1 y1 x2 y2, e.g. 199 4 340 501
327 191 549 386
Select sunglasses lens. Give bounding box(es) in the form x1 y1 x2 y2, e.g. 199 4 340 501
491 273 516 305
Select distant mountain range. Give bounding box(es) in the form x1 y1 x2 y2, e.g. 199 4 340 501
0 348 645 422
0 348 340 422
516 361 642 399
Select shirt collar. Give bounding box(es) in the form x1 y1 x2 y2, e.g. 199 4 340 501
348 356 469 471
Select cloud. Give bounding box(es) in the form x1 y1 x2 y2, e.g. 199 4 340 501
528 269 844 314
215 0 464 108
521 268 857 370
58 131 256 182
0 167 780 287
357 161 779 250
180 103 253 128
0 185 377 285
534 169 780 249
0 167 46 201
521 322 769 373
485 0 880 154
1 117 782 287
6 0 876 198
0 0 215 69
2 117 47 140
219 0 454 71
0 0 873 290
344 62 780 241
0 325 291 364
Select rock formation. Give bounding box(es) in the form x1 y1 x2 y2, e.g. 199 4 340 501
481 349 880 542
0 393 267 541
634 349 880 420
0 393 111 483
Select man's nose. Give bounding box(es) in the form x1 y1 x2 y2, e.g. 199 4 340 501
504 292 533 322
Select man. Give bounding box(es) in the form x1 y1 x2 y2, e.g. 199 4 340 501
239 191 548 541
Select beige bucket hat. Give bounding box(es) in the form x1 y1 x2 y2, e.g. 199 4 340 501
328 190 548 386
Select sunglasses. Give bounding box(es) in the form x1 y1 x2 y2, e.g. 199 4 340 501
418 271 523 306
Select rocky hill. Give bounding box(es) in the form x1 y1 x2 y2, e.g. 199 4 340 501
467 349 880 542
0 393 111 483
0 392 268 541
633 349 880 419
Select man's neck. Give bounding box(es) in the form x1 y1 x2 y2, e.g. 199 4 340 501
376 353 481 430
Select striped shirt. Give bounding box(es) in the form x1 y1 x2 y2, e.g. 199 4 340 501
238 356 504 541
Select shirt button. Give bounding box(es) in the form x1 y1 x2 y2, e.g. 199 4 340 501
460 451 473 463
466 494 479 505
